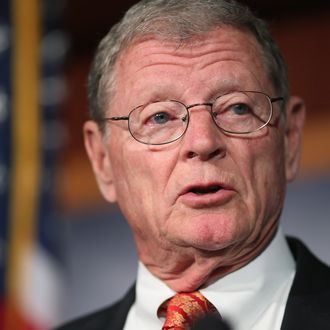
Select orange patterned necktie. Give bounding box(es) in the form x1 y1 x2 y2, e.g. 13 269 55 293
160 291 220 330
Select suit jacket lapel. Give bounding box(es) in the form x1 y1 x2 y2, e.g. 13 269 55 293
281 238 330 330
104 285 135 330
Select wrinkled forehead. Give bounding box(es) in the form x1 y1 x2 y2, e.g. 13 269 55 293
112 27 271 98
117 25 266 67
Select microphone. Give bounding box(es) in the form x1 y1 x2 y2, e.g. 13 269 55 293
191 315 232 330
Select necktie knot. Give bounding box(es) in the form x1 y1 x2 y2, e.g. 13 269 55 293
160 291 220 330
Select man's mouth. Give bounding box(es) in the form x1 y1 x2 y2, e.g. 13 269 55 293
178 182 234 208
189 185 223 195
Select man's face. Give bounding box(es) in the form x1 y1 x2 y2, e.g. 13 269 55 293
85 27 304 275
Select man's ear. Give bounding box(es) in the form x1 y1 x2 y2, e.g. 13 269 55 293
83 120 117 202
284 96 306 182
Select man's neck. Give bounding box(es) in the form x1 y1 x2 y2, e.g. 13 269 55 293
137 222 278 292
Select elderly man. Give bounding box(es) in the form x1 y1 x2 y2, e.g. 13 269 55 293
58 0 330 329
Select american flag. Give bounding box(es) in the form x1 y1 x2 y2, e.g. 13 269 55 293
0 0 67 328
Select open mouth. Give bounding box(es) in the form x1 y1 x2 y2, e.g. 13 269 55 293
189 185 222 195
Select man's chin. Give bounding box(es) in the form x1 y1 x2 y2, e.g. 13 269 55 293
170 217 243 252
172 231 240 254
183 237 236 253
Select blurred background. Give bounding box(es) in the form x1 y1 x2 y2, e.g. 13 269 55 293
0 0 329 329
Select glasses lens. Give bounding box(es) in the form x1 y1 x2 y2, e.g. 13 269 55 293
128 101 188 145
212 91 272 134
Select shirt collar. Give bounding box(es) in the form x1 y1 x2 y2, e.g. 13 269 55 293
135 227 295 328
200 228 295 329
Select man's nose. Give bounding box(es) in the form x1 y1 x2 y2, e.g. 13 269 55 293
180 106 226 161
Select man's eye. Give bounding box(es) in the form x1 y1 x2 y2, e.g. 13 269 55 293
230 103 251 115
150 112 171 124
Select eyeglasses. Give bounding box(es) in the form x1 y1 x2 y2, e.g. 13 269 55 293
100 91 283 145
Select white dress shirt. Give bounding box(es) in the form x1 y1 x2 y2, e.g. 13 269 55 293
124 228 296 330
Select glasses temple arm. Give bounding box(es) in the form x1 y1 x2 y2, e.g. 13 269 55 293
103 116 129 121
270 96 284 103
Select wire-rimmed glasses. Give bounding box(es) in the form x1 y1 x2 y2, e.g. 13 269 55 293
99 91 284 145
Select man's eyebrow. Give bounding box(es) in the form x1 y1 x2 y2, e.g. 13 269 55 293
211 79 243 94
132 79 247 107
134 89 177 104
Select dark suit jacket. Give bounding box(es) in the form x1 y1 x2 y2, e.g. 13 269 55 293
57 238 330 330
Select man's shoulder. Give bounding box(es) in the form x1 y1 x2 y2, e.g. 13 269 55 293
56 285 135 330
287 236 330 281
56 304 118 330
282 237 330 330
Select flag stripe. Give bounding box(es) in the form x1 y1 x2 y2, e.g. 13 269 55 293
6 0 41 327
